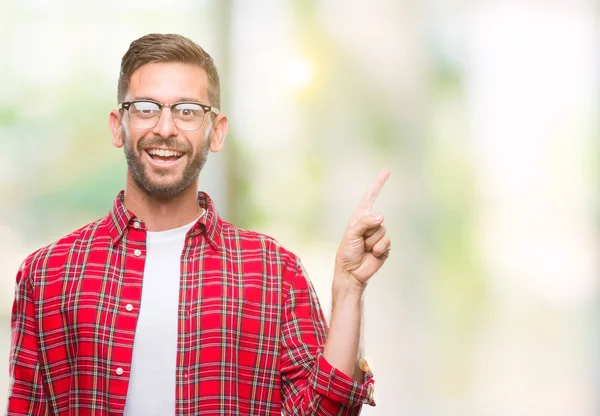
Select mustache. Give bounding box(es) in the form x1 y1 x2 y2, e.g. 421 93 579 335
137 136 192 153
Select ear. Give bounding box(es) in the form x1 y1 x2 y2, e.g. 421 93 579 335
209 114 228 153
109 109 124 148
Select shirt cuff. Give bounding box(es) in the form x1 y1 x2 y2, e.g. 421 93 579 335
309 350 376 407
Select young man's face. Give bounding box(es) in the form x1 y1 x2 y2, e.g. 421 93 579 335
110 61 226 197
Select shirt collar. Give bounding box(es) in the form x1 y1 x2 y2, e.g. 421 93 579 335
106 190 223 251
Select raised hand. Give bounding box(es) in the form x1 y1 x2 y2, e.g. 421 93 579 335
334 170 391 293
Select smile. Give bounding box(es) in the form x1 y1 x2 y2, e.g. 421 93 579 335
144 147 185 168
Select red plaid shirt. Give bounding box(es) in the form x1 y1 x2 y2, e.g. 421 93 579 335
7 191 375 415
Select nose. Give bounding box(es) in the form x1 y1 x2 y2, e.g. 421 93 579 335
151 107 179 138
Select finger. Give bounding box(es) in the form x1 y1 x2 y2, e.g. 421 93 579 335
363 216 384 238
372 236 391 258
347 213 384 239
379 249 391 260
353 169 390 217
364 226 386 252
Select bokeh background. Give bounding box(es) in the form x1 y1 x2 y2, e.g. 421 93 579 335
1 0 598 415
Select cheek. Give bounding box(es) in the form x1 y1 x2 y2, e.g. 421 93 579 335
185 132 210 154
122 128 143 153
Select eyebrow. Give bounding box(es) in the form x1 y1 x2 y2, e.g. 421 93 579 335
130 96 204 103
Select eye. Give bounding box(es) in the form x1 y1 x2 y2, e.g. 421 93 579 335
174 103 203 118
131 101 160 114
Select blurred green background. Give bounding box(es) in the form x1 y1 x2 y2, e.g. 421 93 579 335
1 1 598 414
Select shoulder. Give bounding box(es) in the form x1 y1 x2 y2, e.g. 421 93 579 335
18 217 107 282
219 222 314 300
219 220 301 274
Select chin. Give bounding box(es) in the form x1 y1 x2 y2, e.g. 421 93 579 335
138 175 198 198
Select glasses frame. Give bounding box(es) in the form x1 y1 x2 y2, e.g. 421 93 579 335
120 99 220 131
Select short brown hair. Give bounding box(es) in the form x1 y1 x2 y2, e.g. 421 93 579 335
117 33 220 108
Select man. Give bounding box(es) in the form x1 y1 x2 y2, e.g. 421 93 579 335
6 34 391 415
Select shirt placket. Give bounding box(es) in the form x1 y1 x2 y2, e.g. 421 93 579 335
175 233 199 414
108 219 146 414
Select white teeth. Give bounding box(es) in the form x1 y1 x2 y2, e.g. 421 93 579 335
147 148 183 157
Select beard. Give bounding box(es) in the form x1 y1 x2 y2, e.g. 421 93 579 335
122 126 210 198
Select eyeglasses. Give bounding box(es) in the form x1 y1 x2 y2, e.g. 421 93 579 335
120 99 220 131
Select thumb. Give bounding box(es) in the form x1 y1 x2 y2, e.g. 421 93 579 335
346 213 384 239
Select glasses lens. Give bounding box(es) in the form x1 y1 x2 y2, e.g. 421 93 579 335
172 103 206 131
128 101 161 129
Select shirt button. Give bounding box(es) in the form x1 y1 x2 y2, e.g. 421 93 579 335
125 303 133 312
134 249 142 257
359 357 371 372
116 367 124 376
133 221 141 229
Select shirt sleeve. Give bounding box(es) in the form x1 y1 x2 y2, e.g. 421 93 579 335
6 263 48 416
280 258 375 415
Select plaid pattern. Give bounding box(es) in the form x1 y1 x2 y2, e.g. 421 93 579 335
7 191 375 415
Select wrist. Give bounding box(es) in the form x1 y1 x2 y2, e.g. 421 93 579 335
332 268 366 303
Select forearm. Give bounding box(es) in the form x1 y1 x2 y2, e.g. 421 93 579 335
280 260 374 414
322 272 365 381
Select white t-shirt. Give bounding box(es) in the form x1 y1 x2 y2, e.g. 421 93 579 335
123 217 199 416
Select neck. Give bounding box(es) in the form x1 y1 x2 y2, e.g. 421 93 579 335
123 174 203 232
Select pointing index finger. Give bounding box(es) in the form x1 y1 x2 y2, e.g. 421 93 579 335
354 169 390 216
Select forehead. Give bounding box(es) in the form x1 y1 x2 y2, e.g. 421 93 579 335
127 62 209 102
